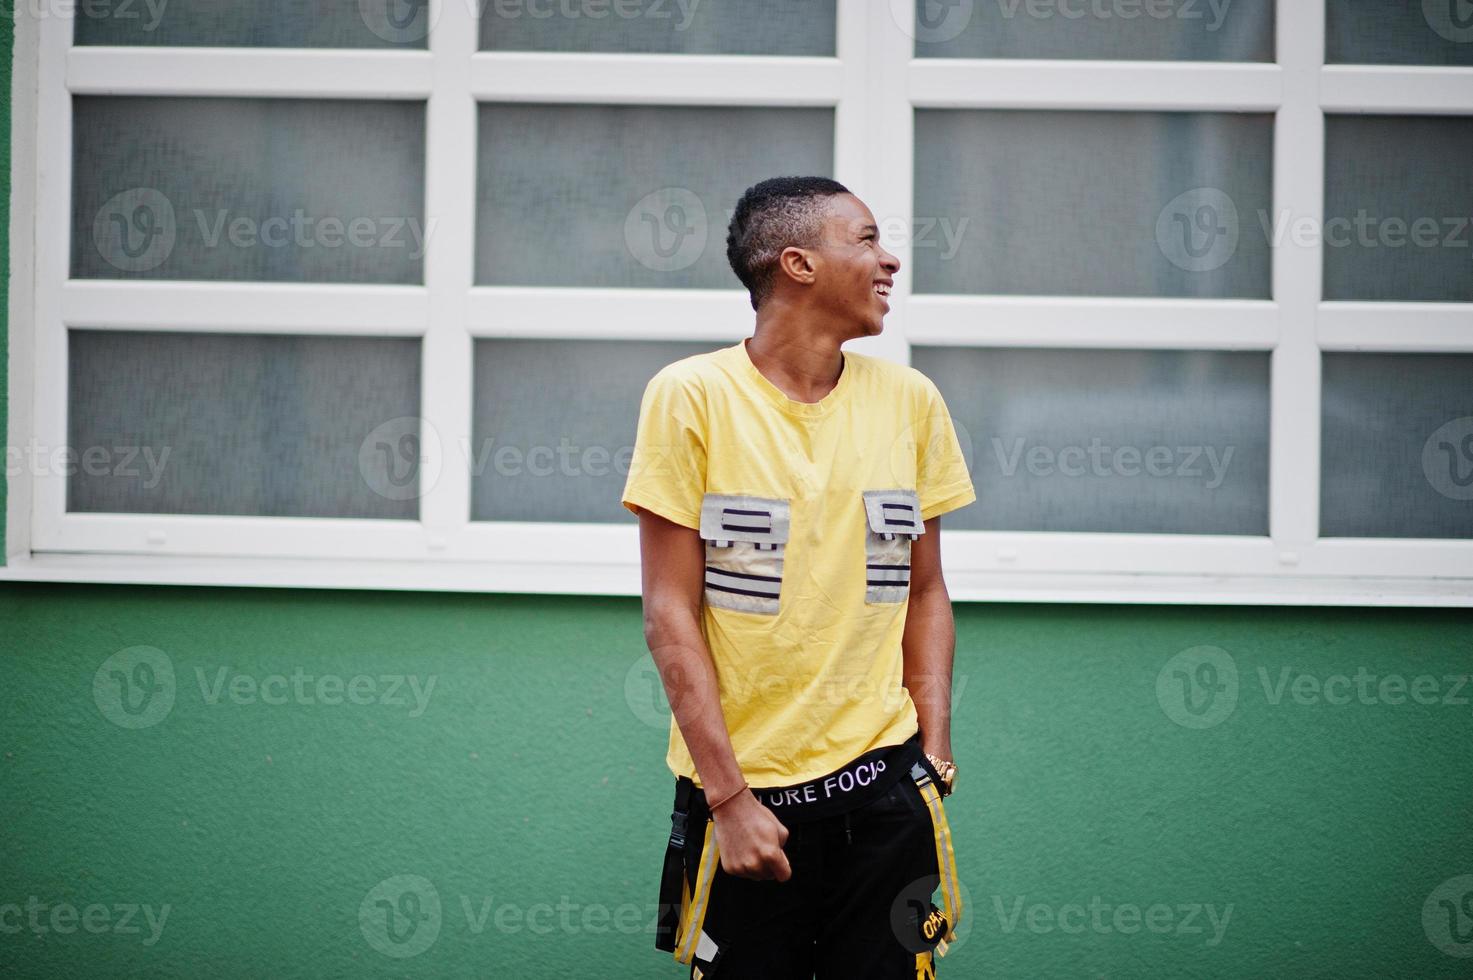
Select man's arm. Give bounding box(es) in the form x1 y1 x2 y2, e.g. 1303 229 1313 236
902 516 956 763
637 509 791 881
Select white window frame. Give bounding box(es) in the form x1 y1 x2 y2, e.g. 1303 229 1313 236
5 1 1473 606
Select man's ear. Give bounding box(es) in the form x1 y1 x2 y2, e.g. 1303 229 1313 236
776 245 816 286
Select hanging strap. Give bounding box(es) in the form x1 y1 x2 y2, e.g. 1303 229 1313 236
654 775 694 952
909 761 963 955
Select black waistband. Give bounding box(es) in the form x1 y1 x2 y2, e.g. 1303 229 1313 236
684 731 927 824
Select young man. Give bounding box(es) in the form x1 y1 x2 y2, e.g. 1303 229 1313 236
622 176 976 979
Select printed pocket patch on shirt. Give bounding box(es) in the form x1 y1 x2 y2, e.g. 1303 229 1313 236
863 488 923 603
699 493 791 615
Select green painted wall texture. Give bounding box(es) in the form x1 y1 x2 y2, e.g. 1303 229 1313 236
2 584 1470 978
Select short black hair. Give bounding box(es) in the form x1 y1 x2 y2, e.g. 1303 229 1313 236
726 176 852 312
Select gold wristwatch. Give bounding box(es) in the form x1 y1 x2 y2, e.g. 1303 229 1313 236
924 753 957 797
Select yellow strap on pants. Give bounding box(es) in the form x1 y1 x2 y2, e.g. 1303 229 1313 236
673 820 720 964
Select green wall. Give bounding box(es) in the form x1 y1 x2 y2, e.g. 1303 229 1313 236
4 14 1472 980
2 584 1471 978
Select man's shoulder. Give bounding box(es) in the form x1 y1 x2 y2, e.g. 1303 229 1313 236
646 345 733 394
845 349 936 399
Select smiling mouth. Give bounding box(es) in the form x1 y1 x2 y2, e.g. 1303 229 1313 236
873 282 892 299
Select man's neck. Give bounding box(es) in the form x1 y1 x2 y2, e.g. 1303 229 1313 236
745 322 847 405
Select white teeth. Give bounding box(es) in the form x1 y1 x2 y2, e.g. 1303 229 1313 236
874 284 890 296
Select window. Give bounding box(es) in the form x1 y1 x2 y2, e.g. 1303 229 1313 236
7 1 1471 604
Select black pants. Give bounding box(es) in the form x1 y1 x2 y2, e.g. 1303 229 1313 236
669 762 962 979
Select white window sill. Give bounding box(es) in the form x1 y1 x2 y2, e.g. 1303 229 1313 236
1 552 1469 607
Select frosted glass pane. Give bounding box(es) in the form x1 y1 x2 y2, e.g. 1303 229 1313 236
479 0 835 54
1321 353 1473 539
911 346 1270 534
471 339 723 522
73 97 426 284
1327 0 1473 65
913 110 1273 298
73 0 429 48
1323 115 1473 303
914 0 1273 60
475 104 833 287
68 331 422 519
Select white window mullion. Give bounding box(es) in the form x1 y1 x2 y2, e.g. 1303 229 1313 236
67 47 434 99
1320 65 1473 116
30 13 77 555
468 51 843 105
908 60 1281 111
1267 0 1326 563
847 0 912 366
418 0 479 551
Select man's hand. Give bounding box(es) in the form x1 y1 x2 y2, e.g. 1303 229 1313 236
708 790 792 882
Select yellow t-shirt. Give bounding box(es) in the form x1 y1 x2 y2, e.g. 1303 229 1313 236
621 337 976 787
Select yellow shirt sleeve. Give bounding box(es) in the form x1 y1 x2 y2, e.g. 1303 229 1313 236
620 367 707 531
915 376 977 522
